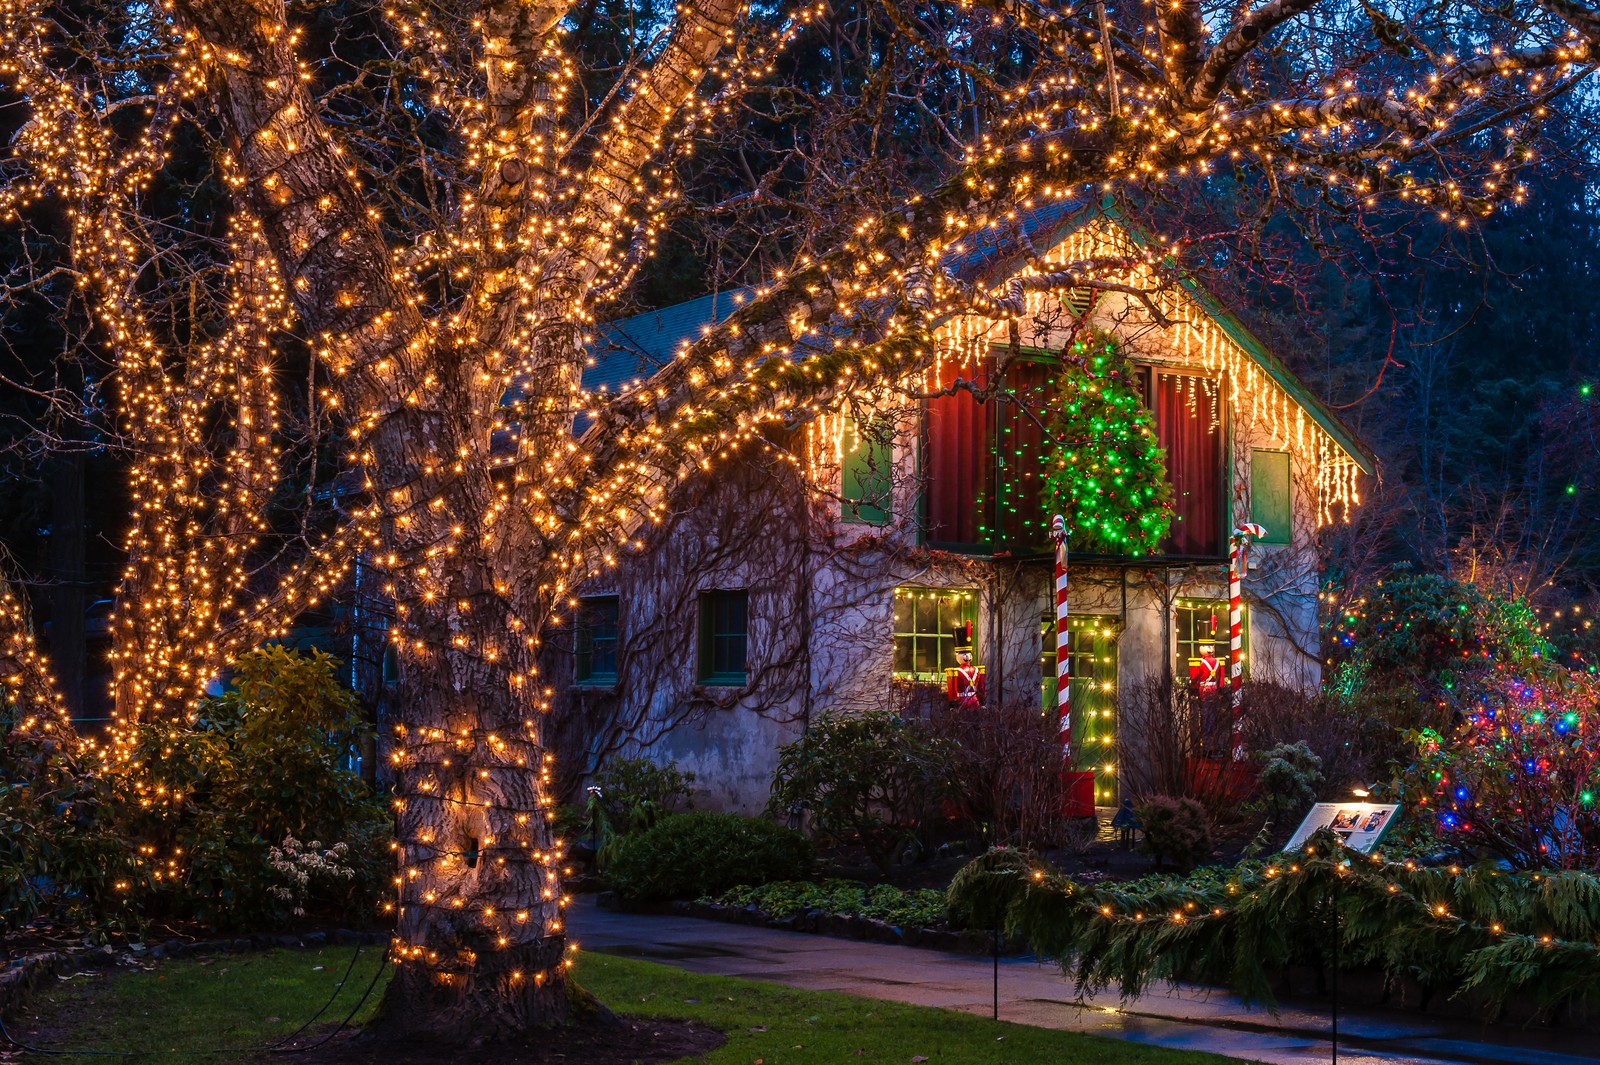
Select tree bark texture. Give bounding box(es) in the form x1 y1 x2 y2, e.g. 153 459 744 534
46 450 86 723
379 549 571 1037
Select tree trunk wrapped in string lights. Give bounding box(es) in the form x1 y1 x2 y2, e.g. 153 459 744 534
0 0 1596 1040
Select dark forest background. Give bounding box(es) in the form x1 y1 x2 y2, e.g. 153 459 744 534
1 0 1596 724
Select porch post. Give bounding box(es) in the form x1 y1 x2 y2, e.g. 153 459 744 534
1228 522 1266 761
1051 514 1071 761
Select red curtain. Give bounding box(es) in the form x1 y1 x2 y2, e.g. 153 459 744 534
1155 373 1223 556
924 357 994 546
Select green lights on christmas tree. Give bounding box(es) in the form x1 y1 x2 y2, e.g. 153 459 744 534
1042 333 1174 555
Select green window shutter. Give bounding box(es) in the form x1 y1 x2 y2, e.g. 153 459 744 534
841 417 891 525
1250 449 1292 544
697 597 713 681
381 641 399 685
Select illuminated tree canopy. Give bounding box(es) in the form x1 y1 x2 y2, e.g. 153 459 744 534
0 0 1595 1040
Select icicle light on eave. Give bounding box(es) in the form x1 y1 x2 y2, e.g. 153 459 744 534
806 224 1365 527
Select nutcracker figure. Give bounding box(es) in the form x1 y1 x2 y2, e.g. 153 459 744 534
946 621 985 709
1190 642 1223 694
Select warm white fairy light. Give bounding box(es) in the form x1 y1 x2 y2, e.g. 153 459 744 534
0 0 1584 1013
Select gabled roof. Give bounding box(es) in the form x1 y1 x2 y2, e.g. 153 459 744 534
587 201 1375 474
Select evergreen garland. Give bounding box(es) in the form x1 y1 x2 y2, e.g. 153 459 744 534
1041 332 1173 555
946 833 1600 1019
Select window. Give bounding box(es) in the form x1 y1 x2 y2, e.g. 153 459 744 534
575 596 619 684
1042 614 1120 804
1174 598 1246 687
841 416 892 525
1151 371 1224 557
1250 449 1292 544
924 355 1057 551
892 587 976 683
697 590 748 685
381 638 399 686
920 355 1227 558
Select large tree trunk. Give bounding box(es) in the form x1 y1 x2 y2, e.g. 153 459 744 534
376 550 573 1039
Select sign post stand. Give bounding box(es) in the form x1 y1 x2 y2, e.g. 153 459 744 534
1285 801 1400 1065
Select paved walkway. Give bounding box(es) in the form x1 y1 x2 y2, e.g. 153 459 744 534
570 897 1596 1065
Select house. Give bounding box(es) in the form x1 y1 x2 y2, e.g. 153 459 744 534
551 202 1374 813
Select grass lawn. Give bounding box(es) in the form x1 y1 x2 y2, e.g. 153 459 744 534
12 948 1230 1065
9 945 389 1062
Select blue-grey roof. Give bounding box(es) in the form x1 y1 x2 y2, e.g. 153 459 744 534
580 200 1374 472
583 288 750 392
941 197 1086 282
580 201 1087 394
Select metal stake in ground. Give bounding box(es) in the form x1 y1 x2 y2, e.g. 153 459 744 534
1228 522 1266 762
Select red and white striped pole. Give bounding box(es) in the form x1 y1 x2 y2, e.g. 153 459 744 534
1051 514 1071 761
1228 522 1266 762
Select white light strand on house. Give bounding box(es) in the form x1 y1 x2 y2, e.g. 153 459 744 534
804 218 1365 524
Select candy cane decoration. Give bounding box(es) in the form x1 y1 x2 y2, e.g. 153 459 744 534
1051 514 1071 761
1228 522 1267 762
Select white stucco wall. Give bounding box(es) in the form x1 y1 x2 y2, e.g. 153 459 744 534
552 279 1343 813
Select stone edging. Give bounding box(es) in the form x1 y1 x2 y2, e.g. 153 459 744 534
0 928 387 1020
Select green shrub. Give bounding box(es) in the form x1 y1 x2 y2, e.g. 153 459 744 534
716 879 947 928
1255 741 1323 821
1408 669 1600 870
1135 795 1211 869
118 645 390 929
588 757 696 819
606 812 812 902
768 709 960 872
0 724 137 935
1325 573 1550 769
583 756 695 868
943 847 1038 931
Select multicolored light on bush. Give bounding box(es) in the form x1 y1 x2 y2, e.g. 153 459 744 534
1412 668 1600 871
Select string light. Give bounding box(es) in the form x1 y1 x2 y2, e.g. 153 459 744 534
0 0 1586 1013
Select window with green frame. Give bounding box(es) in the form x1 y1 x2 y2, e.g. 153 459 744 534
697 590 748 685
892 587 976 682
1174 598 1246 686
1042 614 1120 805
841 416 892 525
575 595 619 684
1250 449 1292 544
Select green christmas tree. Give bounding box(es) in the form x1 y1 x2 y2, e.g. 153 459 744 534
1041 333 1173 555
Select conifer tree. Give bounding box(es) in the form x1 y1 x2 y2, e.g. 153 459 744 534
1043 333 1173 555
